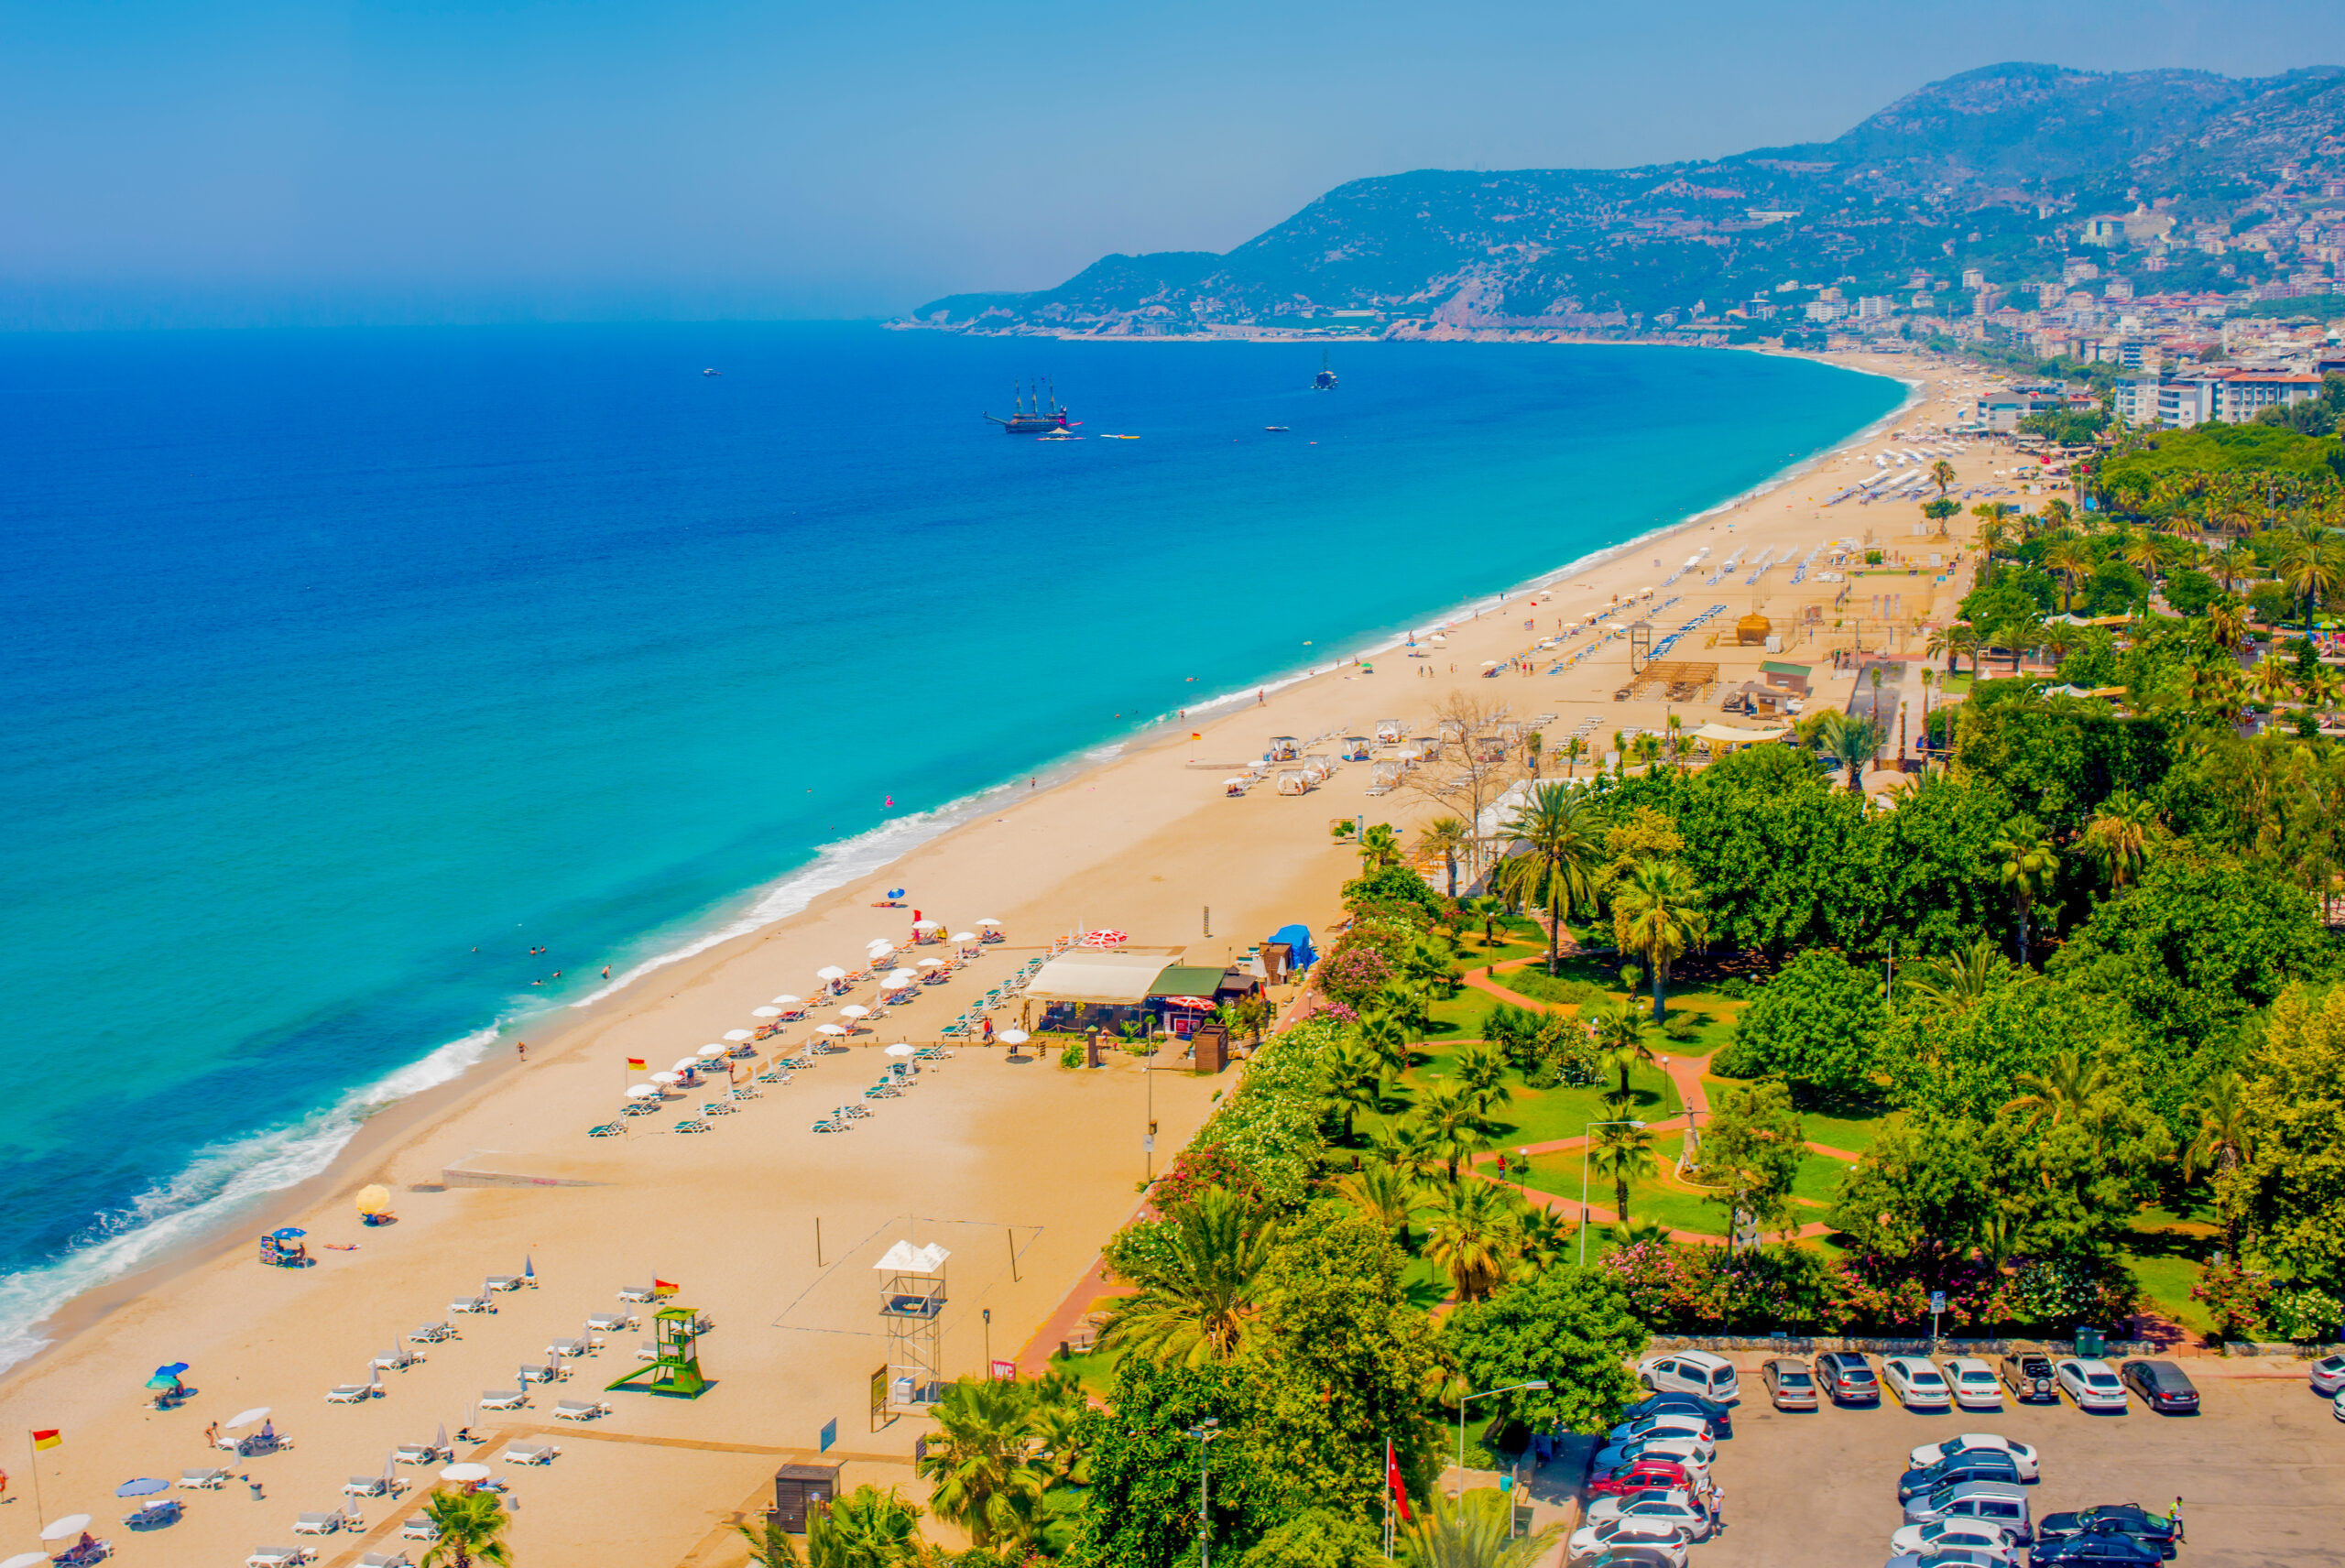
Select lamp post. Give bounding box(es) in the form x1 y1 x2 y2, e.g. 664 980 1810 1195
1456 1380 1547 1498
1580 1120 1649 1266
981 1308 991 1372
1187 1418 1222 1568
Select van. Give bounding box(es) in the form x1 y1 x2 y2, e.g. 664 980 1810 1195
1636 1351 1739 1404
1903 1480 2033 1545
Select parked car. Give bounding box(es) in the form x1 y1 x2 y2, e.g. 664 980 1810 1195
1898 1448 2023 1501
1761 1357 1819 1410
1999 1351 2058 1403
1883 1356 1956 1410
2056 1358 2130 1412
1568 1516 1692 1566
1942 1357 2004 1411
1816 1350 1881 1405
1616 1390 1733 1438
2116 1360 2198 1414
2309 1352 2345 1397
2035 1505 2178 1557
1907 1434 2039 1482
1637 1350 1738 1404
1585 1550 1683 1568
1603 1413 1716 1452
1902 1481 2033 1544
2032 1533 2165 1565
1584 1490 1714 1543
1885 1551 2009 1568
2334 1388 2345 1424
1585 1459 1696 1499
1590 1436 1709 1482
1888 1519 2024 1563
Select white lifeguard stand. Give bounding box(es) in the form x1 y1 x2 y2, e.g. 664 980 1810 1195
876 1239 949 1412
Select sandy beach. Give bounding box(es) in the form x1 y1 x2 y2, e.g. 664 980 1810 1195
0 347 2023 1568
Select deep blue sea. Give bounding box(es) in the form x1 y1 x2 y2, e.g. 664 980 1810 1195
0 322 1901 1361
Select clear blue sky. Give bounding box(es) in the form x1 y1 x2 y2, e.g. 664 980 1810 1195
3 0 2342 327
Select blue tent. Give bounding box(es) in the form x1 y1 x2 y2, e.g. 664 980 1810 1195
1269 924 1316 970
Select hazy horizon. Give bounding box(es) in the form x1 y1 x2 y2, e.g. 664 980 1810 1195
5 0 2345 330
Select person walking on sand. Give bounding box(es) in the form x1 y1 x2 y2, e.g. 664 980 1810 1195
516 1040 527 1062
2168 1499 2184 1543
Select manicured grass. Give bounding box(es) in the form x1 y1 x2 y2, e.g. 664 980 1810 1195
1799 1107 1891 1154
1517 1134 1726 1235
1052 1341 1124 1399
1790 1149 1857 1207
1375 1047 1683 1151
2124 1253 2213 1337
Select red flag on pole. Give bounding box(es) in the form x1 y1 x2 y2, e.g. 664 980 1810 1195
1386 1437 1412 1523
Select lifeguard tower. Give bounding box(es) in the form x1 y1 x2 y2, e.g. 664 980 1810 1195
606 1305 708 1399
876 1240 949 1413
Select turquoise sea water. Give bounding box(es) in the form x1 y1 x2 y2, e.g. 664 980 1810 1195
0 323 1901 1361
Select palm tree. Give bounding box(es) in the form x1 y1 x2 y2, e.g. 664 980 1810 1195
1611 858 1709 1021
1399 1487 1563 1568
1413 1079 1499 1181
2119 526 2166 588
1809 710 1884 792
1416 817 1471 899
1454 1040 1511 1112
1338 1163 1419 1246
1423 1177 1518 1301
1587 996 1655 1101
1369 1117 1444 1185
1903 933 2001 1013
2302 665 2342 715
2183 1073 2255 1255
1561 735 1587 778
808 1486 929 1568
1457 894 1507 953
2276 526 2345 619
1099 1187 1277 1366
1930 458 1958 497
1591 1109 1657 1225
1991 822 2058 967
2182 659 2247 722
1324 1036 1389 1141
2078 790 2162 889
2204 600 2250 651
2042 538 2089 613
2252 651 2298 707
2001 1050 2112 1134
421 1492 512 1568
1358 1007 1415 1076
918 1378 1047 1550
1631 733 1663 771
1511 1202 1572 1268
1358 822 1404 874
1498 781 1604 975
737 1512 806 1568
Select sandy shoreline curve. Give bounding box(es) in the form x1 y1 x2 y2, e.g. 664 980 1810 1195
0 346 1991 1568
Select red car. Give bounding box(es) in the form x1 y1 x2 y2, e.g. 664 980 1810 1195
1585 1458 1696 1498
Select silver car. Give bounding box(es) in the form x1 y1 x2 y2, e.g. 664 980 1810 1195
1889 1519 2023 1563
1902 1480 2033 1545
1569 1516 1692 1566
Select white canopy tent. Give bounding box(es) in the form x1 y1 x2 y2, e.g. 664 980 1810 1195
1020 946 1183 1007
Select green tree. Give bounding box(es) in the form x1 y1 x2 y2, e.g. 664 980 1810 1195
1423 1177 1520 1301
2077 789 2164 889
1697 1080 1805 1239
1063 1360 1283 1568
1337 1163 1418 1247
1400 1490 1563 1568
1323 1036 1389 1142
1587 996 1655 1103
1807 710 1885 792
918 1377 1049 1550
1358 822 1404 873
1417 817 1472 899
1591 1103 1658 1224
1610 857 1710 1022
1238 1509 1385 1568
1718 949 1882 1105
1497 782 1605 975
2183 1073 2255 1258
1991 818 2059 968
420 1492 513 1568
1101 1188 1280 1366
2217 985 2345 1294
1441 1268 1644 1436
1412 1079 1499 1181
1827 1111 1999 1261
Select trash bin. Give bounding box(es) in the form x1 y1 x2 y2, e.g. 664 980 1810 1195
2075 1326 2105 1358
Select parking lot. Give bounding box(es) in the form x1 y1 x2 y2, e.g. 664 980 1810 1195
1699 1359 2344 1568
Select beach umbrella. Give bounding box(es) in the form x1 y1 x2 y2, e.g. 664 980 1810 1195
771 994 802 1006
911 920 941 931
839 1004 871 1020
627 1084 661 1100
816 965 846 981
155 1361 189 1377
272 1227 306 1240
144 1372 180 1389
751 1007 782 1018
696 1045 726 1060
650 1072 682 1085
356 1183 391 1216
884 1043 916 1057
224 1406 271 1429
724 1029 753 1041
996 1029 1029 1046
879 975 914 991
39 1516 91 1541
115 1478 169 1498
440 1463 492 1485
977 919 1001 928
917 958 946 969
867 937 895 951
950 932 976 943
815 1024 847 1038
3 1552 51 1568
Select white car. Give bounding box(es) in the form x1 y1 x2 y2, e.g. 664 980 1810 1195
1584 1489 1714 1543
1907 1433 2040 1481
1637 1350 1739 1403
1590 1435 1711 1480
1942 1357 2003 1411
2333 1388 2345 1424
2056 1357 2129 1411
2310 1352 2345 1396
1568 1516 1692 1566
1888 1519 2023 1563
1602 1414 1716 1454
1881 1356 1955 1410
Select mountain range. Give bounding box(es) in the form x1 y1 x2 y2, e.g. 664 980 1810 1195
905 62 2345 336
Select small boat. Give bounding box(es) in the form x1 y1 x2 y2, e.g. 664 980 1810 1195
1314 350 1337 391
702 368 722 376
1264 425 1291 432
1036 430 1083 441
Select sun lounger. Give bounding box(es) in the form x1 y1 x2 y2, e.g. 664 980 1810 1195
701 1099 737 1116
811 1118 843 1132
586 1121 624 1137
292 1513 343 1535
553 1399 613 1421
585 1312 633 1332
371 1347 421 1370
344 1475 405 1497
756 1067 791 1083
477 1388 529 1410
409 1323 456 1343
123 1497 180 1528
636 1338 659 1361
359 1554 414 1568
500 1442 560 1465
246 1549 313 1568
391 1443 446 1465
325 1384 375 1403
485 1275 521 1290
728 1083 758 1100
621 1100 660 1116
518 1363 560 1383
400 1516 438 1541
450 1296 495 1314
546 1337 590 1358
180 1467 229 1488
673 1118 712 1133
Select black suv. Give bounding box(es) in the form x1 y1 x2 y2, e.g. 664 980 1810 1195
2117 1359 2199 1414
2000 1350 2058 1402
1815 1351 1880 1405
2037 1505 2179 1560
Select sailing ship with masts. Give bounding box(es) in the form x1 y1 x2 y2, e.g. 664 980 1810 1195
986 380 1073 434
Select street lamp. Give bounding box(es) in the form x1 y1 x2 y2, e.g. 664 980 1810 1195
1456 1380 1548 1498
1186 1418 1222 1568
1580 1119 1649 1265
982 1308 991 1372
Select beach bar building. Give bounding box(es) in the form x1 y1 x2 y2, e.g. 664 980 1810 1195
1022 946 1186 1034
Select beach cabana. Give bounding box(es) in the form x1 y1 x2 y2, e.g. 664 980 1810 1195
1223 776 1248 797
1373 719 1405 744
1689 721 1791 755
1274 769 1309 796
1300 754 1335 783
1340 735 1370 760
1366 760 1403 796
1267 735 1299 761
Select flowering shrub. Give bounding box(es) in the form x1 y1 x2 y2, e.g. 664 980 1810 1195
1318 944 1394 1007
2189 1262 2270 1340
2264 1286 2344 1342
1306 1000 1358 1027
2002 1255 2136 1328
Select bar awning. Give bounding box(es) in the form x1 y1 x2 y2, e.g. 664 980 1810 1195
1023 947 1184 1006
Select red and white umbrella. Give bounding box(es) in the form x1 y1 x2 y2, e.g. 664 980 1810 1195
1078 929 1127 948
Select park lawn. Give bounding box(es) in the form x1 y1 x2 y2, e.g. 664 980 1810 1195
1052 1340 1125 1400
1517 1134 1731 1236
1366 1044 1683 1151
2121 1206 2219 1336
1799 1106 1892 1154
1790 1149 1857 1207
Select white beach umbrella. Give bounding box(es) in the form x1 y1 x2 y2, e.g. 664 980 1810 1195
879 975 915 991
224 1407 271 1429
816 965 847 981
751 1007 782 1018
627 1084 662 1101
771 994 802 1006
38 1516 91 1542
839 1004 871 1019
885 1043 916 1057
441 1464 492 1485
4 1552 53 1568
672 1057 702 1073
911 920 941 931
866 940 895 954
976 918 1000 928
950 932 976 943
650 1072 682 1085
917 957 946 969
996 1029 1030 1046
696 1044 727 1060
723 1029 754 1041
815 1024 847 1038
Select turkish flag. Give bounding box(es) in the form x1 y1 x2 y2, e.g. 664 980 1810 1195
1387 1438 1412 1524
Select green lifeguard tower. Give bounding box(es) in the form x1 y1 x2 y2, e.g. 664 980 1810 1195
607 1305 708 1399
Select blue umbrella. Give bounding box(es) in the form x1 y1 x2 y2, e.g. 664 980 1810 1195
888 888 905 898
155 1363 189 1377
115 1479 169 1497
271 1227 305 1240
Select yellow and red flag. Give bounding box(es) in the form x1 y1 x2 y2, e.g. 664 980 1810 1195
626 1058 647 1071
652 1279 678 1296
31 1429 60 1450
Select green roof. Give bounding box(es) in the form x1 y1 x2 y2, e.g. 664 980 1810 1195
1147 965 1230 997
1760 660 1812 677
